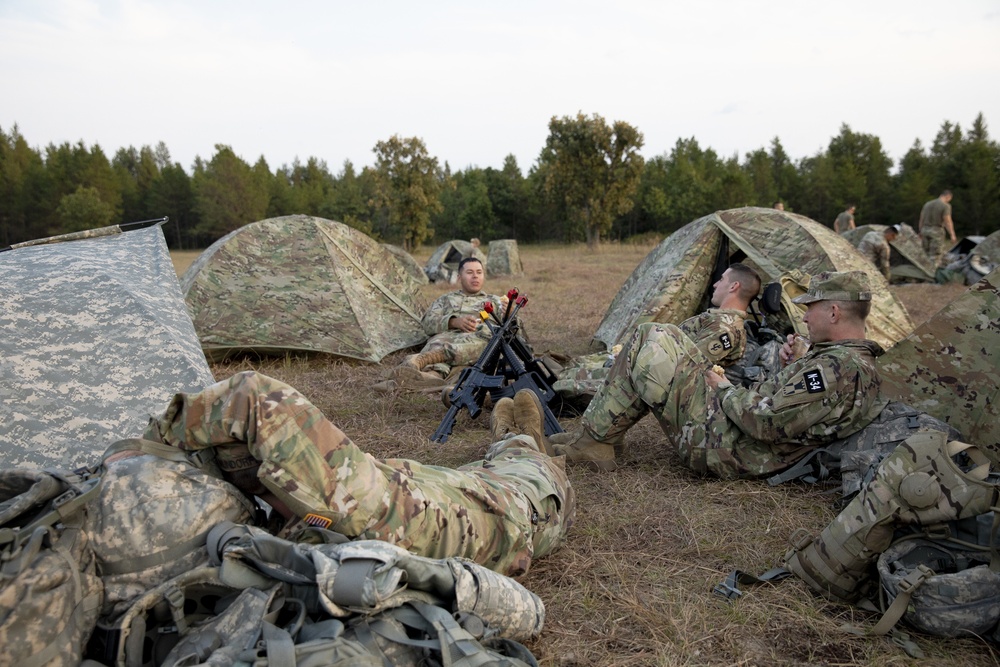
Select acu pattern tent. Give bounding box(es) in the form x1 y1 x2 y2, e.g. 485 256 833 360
425 239 487 283
182 215 427 362
879 266 1000 463
592 207 914 351
0 223 215 469
841 223 937 283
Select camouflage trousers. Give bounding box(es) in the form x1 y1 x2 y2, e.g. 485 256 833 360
922 227 946 268
145 371 574 577
420 329 492 374
583 323 770 479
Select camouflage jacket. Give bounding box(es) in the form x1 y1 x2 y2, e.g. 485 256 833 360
857 231 891 279
678 308 748 366
421 290 505 336
716 339 886 475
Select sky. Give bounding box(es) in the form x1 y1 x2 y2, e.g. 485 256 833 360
2 0 998 176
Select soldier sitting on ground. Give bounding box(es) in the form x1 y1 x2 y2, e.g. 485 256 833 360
551 271 885 476
145 371 573 577
375 256 511 393
553 263 762 407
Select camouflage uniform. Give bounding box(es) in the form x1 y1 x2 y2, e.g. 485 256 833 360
553 308 748 401
857 230 891 279
575 272 886 479
418 290 507 371
920 198 952 267
145 371 574 577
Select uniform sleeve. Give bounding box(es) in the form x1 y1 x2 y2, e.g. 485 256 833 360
421 294 458 335
718 359 844 442
690 317 742 365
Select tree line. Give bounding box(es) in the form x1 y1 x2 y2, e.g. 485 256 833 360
1 112 997 251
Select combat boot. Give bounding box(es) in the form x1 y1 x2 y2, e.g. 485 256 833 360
512 389 552 455
784 430 998 603
490 397 517 441
402 348 450 371
550 428 622 472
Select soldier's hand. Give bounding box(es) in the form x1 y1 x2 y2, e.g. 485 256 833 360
450 315 479 332
779 334 796 367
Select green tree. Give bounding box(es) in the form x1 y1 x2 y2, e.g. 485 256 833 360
484 154 531 241
55 185 115 232
191 145 271 243
0 124 49 245
826 124 894 225
329 160 372 233
951 114 1000 236
371 135 443 251
113 145 161 223
538 112 644 247
148 161 195 248
894 139 935 225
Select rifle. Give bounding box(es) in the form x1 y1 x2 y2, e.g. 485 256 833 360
430 290 564 444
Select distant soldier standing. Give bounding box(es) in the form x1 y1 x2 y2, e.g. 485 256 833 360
551 271 886 477
833 204 856 233
919 190 958 268
857 224 899 280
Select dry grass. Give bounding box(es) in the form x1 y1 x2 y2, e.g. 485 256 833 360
176 243 997 666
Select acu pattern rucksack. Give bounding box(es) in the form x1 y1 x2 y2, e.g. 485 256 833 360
0 467 104 667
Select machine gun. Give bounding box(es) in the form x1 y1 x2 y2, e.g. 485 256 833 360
430 289 564 444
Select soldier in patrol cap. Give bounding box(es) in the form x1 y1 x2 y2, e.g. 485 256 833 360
551 270 886 477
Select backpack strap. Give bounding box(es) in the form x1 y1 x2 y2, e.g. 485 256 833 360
869 564 934 635
103 438 217 469
712 567 792 601
766 448 837 486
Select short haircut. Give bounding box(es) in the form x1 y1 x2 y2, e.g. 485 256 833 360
836 299 871 321
941 189 953 197
846 203 856 209
727 263 762 302
458 256 483 272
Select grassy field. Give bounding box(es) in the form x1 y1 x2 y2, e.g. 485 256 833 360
173 244 982 666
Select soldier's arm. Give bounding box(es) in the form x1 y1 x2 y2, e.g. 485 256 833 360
716 359 847 442
944 213 957 242
688 316 743 366
421 294 460 335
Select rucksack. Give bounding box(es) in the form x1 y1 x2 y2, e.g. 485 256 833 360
90 523 543 667
0 467 104 667
86 439 258 619
766 401 962 499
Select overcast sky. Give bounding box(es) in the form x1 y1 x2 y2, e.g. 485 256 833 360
2 1 998 175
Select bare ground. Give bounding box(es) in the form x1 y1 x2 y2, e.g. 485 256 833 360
179 243 995 666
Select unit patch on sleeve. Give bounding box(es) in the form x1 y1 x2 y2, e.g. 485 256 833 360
804 368 826 393
719 333 732 350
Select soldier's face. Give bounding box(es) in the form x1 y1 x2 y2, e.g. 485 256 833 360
710 270 734 307
802 302 833 343
458 261 485 294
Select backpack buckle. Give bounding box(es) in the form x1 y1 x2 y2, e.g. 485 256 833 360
789 528 814 551
896 564 934 594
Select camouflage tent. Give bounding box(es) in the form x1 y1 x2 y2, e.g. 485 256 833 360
841 223 936 283
182 215 427 362
382 243 429 286
486 239 524 277
425 239 488 283
966 229 1000 279
879 266 1000 463
593 207 914 351
0 223 214 469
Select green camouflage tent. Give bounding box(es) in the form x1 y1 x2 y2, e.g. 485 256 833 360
382 243 429 286
486 239 524 277
0 223 215 469
182 215 427 362
593 207 914 351
425 239 488 283
879 266 1000 463
967 229 1000 278
842 223 937 283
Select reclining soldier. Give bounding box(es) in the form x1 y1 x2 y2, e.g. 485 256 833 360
376 256 511 392
142 371 574 577
551 270 886 476
553 263 761 404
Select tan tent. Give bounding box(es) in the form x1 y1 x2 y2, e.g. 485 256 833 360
879 266 1000 463
425 239 487 283
382 243 429 286
182 215 427 362
593 207 914 351
486 239 524 277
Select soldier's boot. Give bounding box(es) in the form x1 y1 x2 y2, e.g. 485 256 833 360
549 374 645 471
402 348 450 371
490 397 517 441
512 389 552 456
784 431 998 603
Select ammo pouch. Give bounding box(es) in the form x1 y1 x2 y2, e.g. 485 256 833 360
783 431 998 603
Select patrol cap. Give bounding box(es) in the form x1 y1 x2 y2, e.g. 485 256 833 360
791 270 872 304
